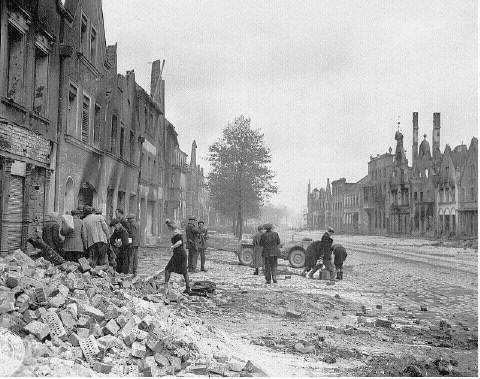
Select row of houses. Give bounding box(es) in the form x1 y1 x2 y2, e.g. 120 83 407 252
0 0 209 254
306 112 477 238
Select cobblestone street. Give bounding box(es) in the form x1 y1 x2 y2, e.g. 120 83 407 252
136 232 478 376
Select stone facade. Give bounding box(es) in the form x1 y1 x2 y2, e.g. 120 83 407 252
186 141 209 223
0 0 63 254
1 0 210 250
307 112 477 239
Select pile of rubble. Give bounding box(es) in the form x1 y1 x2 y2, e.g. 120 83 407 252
0 250 259 376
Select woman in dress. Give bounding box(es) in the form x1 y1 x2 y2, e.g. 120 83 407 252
164 219 190 295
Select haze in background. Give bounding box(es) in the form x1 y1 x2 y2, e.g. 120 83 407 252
102 0 477 217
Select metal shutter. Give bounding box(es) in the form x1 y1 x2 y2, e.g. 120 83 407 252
81 97 89 143
6 175 24 251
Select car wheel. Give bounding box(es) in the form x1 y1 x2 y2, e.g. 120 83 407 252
288 249 305 268
238 247 254 266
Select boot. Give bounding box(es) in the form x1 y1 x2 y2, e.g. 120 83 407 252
339 271 343 280
253 268 259 275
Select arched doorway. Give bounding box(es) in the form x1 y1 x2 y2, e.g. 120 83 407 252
78 182 96 209
64 177 75 214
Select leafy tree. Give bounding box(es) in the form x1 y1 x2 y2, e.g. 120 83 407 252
207 116 277 239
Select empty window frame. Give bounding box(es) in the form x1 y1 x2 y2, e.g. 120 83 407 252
67 84 78 135
129 131 135 162
33 47 49 115
81 94 90 143
7 24 25 103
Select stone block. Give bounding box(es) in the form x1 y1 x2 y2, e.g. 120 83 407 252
229 361 246 372
49 295 66 308
24 320 50 340
169 356 182 372
103 319 119 335
420 305 428 312
286 310 301 318
104 306 119 321
123 333 136 347
69 333 81 347
79 335 100 362
375 318 392 328
146 335 163 353
79 304 105 322
78 258 91 273
41 311 66 339
59 310 77 331
35 287 47 303
116 314 128 328
376 304 382 309
93 361 113 374
131 341 146 358
5 276 19 289
0 301 15 314
154 353 170 368
208 363 226 376
144 356 157 368
142 366 153 377
24 310 38 323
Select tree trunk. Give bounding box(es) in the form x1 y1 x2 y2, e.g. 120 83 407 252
237 207 243 241
232 217 236 236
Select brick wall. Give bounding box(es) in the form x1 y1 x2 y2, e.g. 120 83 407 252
0 121 51 164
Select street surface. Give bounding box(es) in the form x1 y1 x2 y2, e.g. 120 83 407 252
137 232 478 376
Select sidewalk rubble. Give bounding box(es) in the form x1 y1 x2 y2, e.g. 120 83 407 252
0 249 260 377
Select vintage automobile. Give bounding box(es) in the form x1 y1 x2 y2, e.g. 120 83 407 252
236 236 313 268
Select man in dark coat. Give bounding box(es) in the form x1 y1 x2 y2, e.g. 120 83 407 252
317 227 335 282
110 219 131 274
61 210 84 262
259 223 281 284
332 244 348 280
42 213 63 256
302 240 323 278
123 214 140 276
185 217 200 272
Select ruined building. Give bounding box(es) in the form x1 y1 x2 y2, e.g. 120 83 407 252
1 0 211 251
307 112 477 238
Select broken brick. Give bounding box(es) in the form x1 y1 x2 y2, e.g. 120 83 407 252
93 361 113 374
154 353 170 368
131 341 146 358
78 258 91 273
375 318 392 328
104 319 120 335
146 335 163 353
24 320 50 340
5 276 19 289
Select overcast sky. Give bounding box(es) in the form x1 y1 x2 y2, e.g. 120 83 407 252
102 0 477 215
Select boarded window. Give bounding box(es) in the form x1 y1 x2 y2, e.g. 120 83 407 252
67 85 78 135
33 48 48 115
111 114 118 153
90 26 97 64
81 95 90 143
93 103 101 143
7 24 25 103
120 126 125 158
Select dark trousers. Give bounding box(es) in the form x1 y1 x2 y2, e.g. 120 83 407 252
116 246 132 274
130 246 139 274
264 256 278 283
335 262 344 279
64 251 83 262
198 248 206 270
188 247 198 270
87 242 108 267
309 262 323 276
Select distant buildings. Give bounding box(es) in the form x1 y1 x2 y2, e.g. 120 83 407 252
0 0 210 254
307 113 477 238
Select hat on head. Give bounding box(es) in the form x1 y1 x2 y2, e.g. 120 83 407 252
264 223 273 231
83 205 94 214
126 214 136 220
327 227 335 234
198 220 204 224
188 216 197 221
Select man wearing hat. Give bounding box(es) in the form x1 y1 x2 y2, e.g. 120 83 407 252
185 217 200 272
81 205 110 266
123 214 140 276
109 218 131 274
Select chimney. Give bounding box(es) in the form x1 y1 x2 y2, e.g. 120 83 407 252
150 60 161 97
412 112 419 167
190 140 197 167
106 44 117 75
432 113 441 160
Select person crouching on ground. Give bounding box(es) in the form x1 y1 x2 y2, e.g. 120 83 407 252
260 223 281 284
302 239 323 278
332 243 347 280
164 219 190 295
81 205 110 266
318 227 336 284
110 219 131 274
252 225 265 275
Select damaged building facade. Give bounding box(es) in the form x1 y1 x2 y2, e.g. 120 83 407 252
0 0 210 252
307 112 477 238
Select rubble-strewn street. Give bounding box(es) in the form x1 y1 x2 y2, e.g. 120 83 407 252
136 232 477 377
0 232 477 376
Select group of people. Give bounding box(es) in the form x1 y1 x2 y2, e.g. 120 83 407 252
250 225 348 285
39 206 140 275
302 227 348 283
